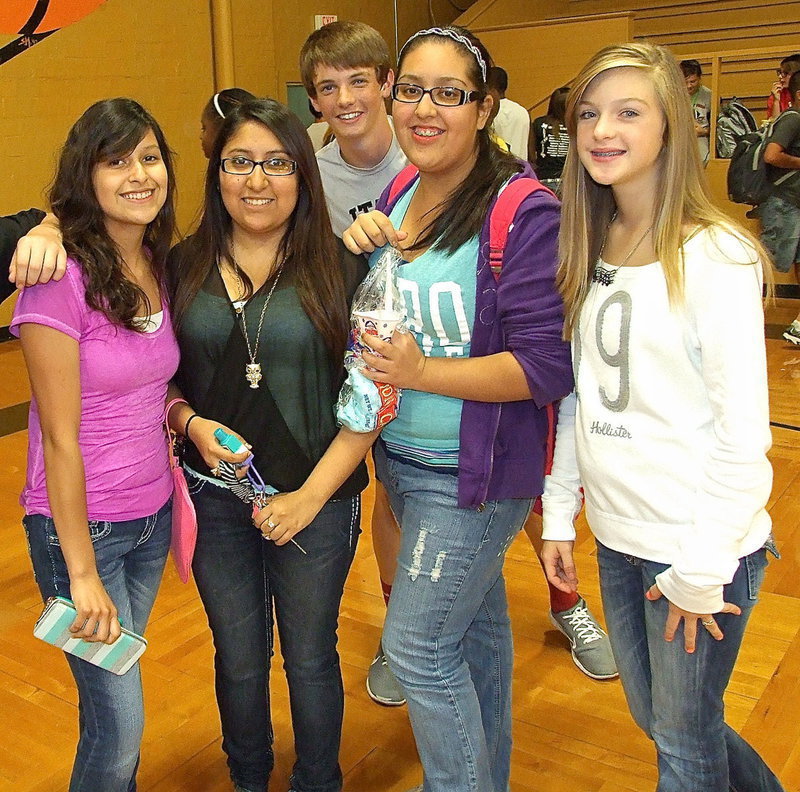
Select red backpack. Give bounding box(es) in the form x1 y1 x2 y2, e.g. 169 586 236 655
387 164 559 501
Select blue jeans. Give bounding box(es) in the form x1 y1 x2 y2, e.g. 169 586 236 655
375 444 531 792
23 502 171 792
596 541 785 792
189 477 361 792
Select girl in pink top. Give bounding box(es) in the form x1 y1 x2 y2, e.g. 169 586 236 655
10 98 178 792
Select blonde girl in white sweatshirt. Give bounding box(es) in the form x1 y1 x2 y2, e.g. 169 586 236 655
541 43 785 792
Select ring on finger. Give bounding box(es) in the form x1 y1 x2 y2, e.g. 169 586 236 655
701 618 714 627
210 466 220 477
267 519 277 530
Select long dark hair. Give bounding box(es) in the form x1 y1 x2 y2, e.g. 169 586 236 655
397 26 522 254
545 86 570 135
49 98 176 330
170 98 349 363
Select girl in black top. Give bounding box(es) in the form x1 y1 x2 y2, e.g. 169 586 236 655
530 86 570 193
166 99 368 792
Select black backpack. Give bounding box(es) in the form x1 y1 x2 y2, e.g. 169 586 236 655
716 100 758 159
727 110 799 205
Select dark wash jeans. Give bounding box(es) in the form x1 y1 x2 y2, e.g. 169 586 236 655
189 477 361 792
24 501 172 792
596 541 785 792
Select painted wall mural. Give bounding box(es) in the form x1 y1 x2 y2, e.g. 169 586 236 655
0 1 107 65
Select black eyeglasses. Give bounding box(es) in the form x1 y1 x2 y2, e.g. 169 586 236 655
221 156 297 176
776 69 792 77
392 83 481 107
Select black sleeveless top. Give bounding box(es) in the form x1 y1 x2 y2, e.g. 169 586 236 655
170 239 369 499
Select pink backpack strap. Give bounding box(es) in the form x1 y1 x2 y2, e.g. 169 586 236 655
488 178 555 281
490 176 558 516
387 164 420 206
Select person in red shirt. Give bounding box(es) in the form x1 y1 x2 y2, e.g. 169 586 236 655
768 54 800 121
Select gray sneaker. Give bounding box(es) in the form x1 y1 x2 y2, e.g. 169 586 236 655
550 598 619 680
366 642 406 706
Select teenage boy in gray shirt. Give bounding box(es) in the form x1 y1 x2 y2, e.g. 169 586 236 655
300 21 407 237
680 59 712 166
300 20 409 707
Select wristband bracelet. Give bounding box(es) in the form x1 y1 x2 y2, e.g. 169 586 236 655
184 413 200 441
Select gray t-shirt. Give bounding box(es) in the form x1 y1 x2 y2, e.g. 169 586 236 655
768 109 800 207
691 85 712 164
316 128 408 236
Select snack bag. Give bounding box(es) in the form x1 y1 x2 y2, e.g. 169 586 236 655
336 248 405 432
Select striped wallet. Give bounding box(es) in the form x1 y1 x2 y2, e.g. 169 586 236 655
33 596 147 675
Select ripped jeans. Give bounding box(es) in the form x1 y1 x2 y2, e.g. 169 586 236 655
375 443 531 792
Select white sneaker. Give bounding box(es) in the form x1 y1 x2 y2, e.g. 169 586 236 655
783 322 800 345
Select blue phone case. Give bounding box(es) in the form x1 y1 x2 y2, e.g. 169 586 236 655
33 596 147 675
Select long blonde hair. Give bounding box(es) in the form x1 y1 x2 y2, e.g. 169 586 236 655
558 42 769 338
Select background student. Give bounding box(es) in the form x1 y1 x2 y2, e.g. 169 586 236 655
529 86 571 194
485 65 530 157
768 53 800 121
199 87 257 158
300 19 410 706
680 59 711 166
306 100 332 151
761 70 800 344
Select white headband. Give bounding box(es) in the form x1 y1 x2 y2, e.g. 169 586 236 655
400 27 487 83
212 93 225 119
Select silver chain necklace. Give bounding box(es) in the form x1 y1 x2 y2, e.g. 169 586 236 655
592 214 653 286
221 257 282 389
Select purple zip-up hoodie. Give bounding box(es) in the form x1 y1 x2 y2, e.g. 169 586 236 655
377 163 573 508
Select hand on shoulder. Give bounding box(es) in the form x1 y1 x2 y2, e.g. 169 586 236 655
9 215 67 289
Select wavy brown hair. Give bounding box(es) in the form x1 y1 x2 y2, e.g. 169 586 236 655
49 98 176 330
170 98 349 363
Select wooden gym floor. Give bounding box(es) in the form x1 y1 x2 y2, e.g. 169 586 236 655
1 301 800 792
